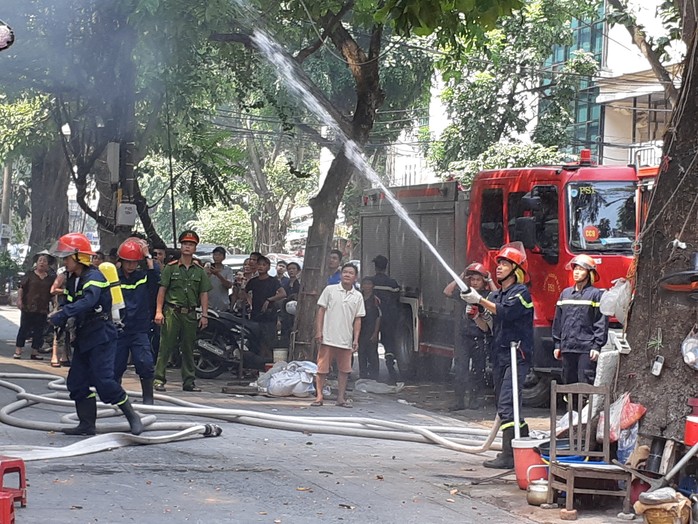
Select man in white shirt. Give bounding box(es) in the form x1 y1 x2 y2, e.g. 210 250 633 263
312 263 365 408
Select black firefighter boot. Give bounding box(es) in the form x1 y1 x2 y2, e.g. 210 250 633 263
141 378 154 406
484 426 515 469
385 354 399 385
449 383 467 411
64 396 97 436
119 398 144 435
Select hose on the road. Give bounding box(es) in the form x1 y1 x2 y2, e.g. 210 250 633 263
0 372 502 460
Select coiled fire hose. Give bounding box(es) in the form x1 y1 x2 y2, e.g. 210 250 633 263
0 373 501 461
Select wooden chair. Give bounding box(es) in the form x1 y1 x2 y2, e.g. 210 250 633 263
546 381 631 518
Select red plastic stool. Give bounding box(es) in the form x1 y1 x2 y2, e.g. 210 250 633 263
0 456 26 508
0 491 15 523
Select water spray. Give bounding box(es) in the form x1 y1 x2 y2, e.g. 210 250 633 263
245 29 470 292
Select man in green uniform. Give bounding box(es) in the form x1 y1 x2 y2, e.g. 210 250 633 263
153 230 212 392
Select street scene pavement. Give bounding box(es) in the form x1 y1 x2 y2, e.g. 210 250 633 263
0 306 626 523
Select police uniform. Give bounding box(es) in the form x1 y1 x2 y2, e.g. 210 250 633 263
54 266 127 405
552 283 608 384
154 259 212 389
115 265 160 385
488 282 534 430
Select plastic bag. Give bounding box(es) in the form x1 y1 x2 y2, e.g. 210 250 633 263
267 361 317 397
617 421 639 465
681 325 698 370
599 278 632 325
597 392 628 443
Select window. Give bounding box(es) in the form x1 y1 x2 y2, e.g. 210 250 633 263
533 186 559 253
480 189 504 248
507 191 527 240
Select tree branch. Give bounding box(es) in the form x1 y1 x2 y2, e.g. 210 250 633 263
607 0 680 106
294 2 355 64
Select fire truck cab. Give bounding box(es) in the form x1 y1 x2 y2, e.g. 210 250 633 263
359 151 655 406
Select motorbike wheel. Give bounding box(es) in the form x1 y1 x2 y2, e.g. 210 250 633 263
193 333 228 379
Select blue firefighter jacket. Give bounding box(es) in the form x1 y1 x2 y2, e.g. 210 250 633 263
50 266 116 352
118 266 161 334
552 283 608 354
488 283 534 360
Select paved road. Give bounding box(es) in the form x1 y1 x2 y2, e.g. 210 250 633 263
0 306 533 524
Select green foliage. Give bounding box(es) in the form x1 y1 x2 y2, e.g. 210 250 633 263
447 141 569 186
0 251 21 286
188 206 253 252
376 0 523 40
0 94 50 162
430 0 599 171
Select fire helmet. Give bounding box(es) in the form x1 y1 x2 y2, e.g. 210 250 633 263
118 238 146 261
566 254 599 283
178 230 200 245
465 262 489 279
51 232 95 266
495 242 528 283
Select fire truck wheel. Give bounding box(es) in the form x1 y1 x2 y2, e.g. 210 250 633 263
521 372 550 408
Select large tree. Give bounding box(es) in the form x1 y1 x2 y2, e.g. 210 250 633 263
608 1 698 440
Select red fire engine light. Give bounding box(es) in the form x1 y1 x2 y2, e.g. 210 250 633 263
579 149 592 165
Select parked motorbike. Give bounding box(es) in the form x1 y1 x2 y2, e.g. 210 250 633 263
193 310 267 379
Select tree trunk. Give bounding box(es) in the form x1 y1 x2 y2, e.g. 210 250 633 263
616 35 698 440
27 144 70 259
292 150 357 360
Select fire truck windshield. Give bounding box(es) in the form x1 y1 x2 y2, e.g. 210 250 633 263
567 181 636 253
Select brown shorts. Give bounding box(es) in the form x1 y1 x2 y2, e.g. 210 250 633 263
316 344 353 374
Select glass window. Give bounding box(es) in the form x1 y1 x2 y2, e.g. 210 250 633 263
480 189 504 249
507 192 527 240
567 182 637 253
533 186 559 253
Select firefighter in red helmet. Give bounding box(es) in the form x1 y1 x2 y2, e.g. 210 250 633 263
444 262 496 411
460 242 533 469
552 255 608 387
114 237 160 404
48 233 143 435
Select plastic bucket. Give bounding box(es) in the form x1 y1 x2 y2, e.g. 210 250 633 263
685 416 698 446
273 349 288 363
512 438 547 490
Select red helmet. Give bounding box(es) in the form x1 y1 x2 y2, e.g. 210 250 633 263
566 254 599 282
495 242 528 283
465 262 489 279
52 232 95 265
118 238 146 261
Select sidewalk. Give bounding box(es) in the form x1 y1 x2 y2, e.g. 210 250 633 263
0 306 629 523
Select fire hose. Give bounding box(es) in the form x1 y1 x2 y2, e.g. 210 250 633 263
0 373 502 460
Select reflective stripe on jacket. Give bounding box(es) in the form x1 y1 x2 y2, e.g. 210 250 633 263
552 283 608 354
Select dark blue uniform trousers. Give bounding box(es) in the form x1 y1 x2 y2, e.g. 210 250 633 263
492 348 530 424
67 339 127 405
115 332 155 382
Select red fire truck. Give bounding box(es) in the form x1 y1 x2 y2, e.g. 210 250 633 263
359 151 656 406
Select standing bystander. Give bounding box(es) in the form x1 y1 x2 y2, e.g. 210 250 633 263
243 256 286 359
14 253 55 360
206 246 234 312
326 249 343 285
312 263 365 407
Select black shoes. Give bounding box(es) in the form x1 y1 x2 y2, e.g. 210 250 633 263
63 397 97 436
183 385 202 392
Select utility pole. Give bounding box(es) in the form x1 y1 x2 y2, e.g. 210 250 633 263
0 161 12 251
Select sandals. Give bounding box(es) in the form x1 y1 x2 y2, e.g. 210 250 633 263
335 400 353 408
310 400 323 407
13 352 21 359
30 354 44 360
50 361 61 368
